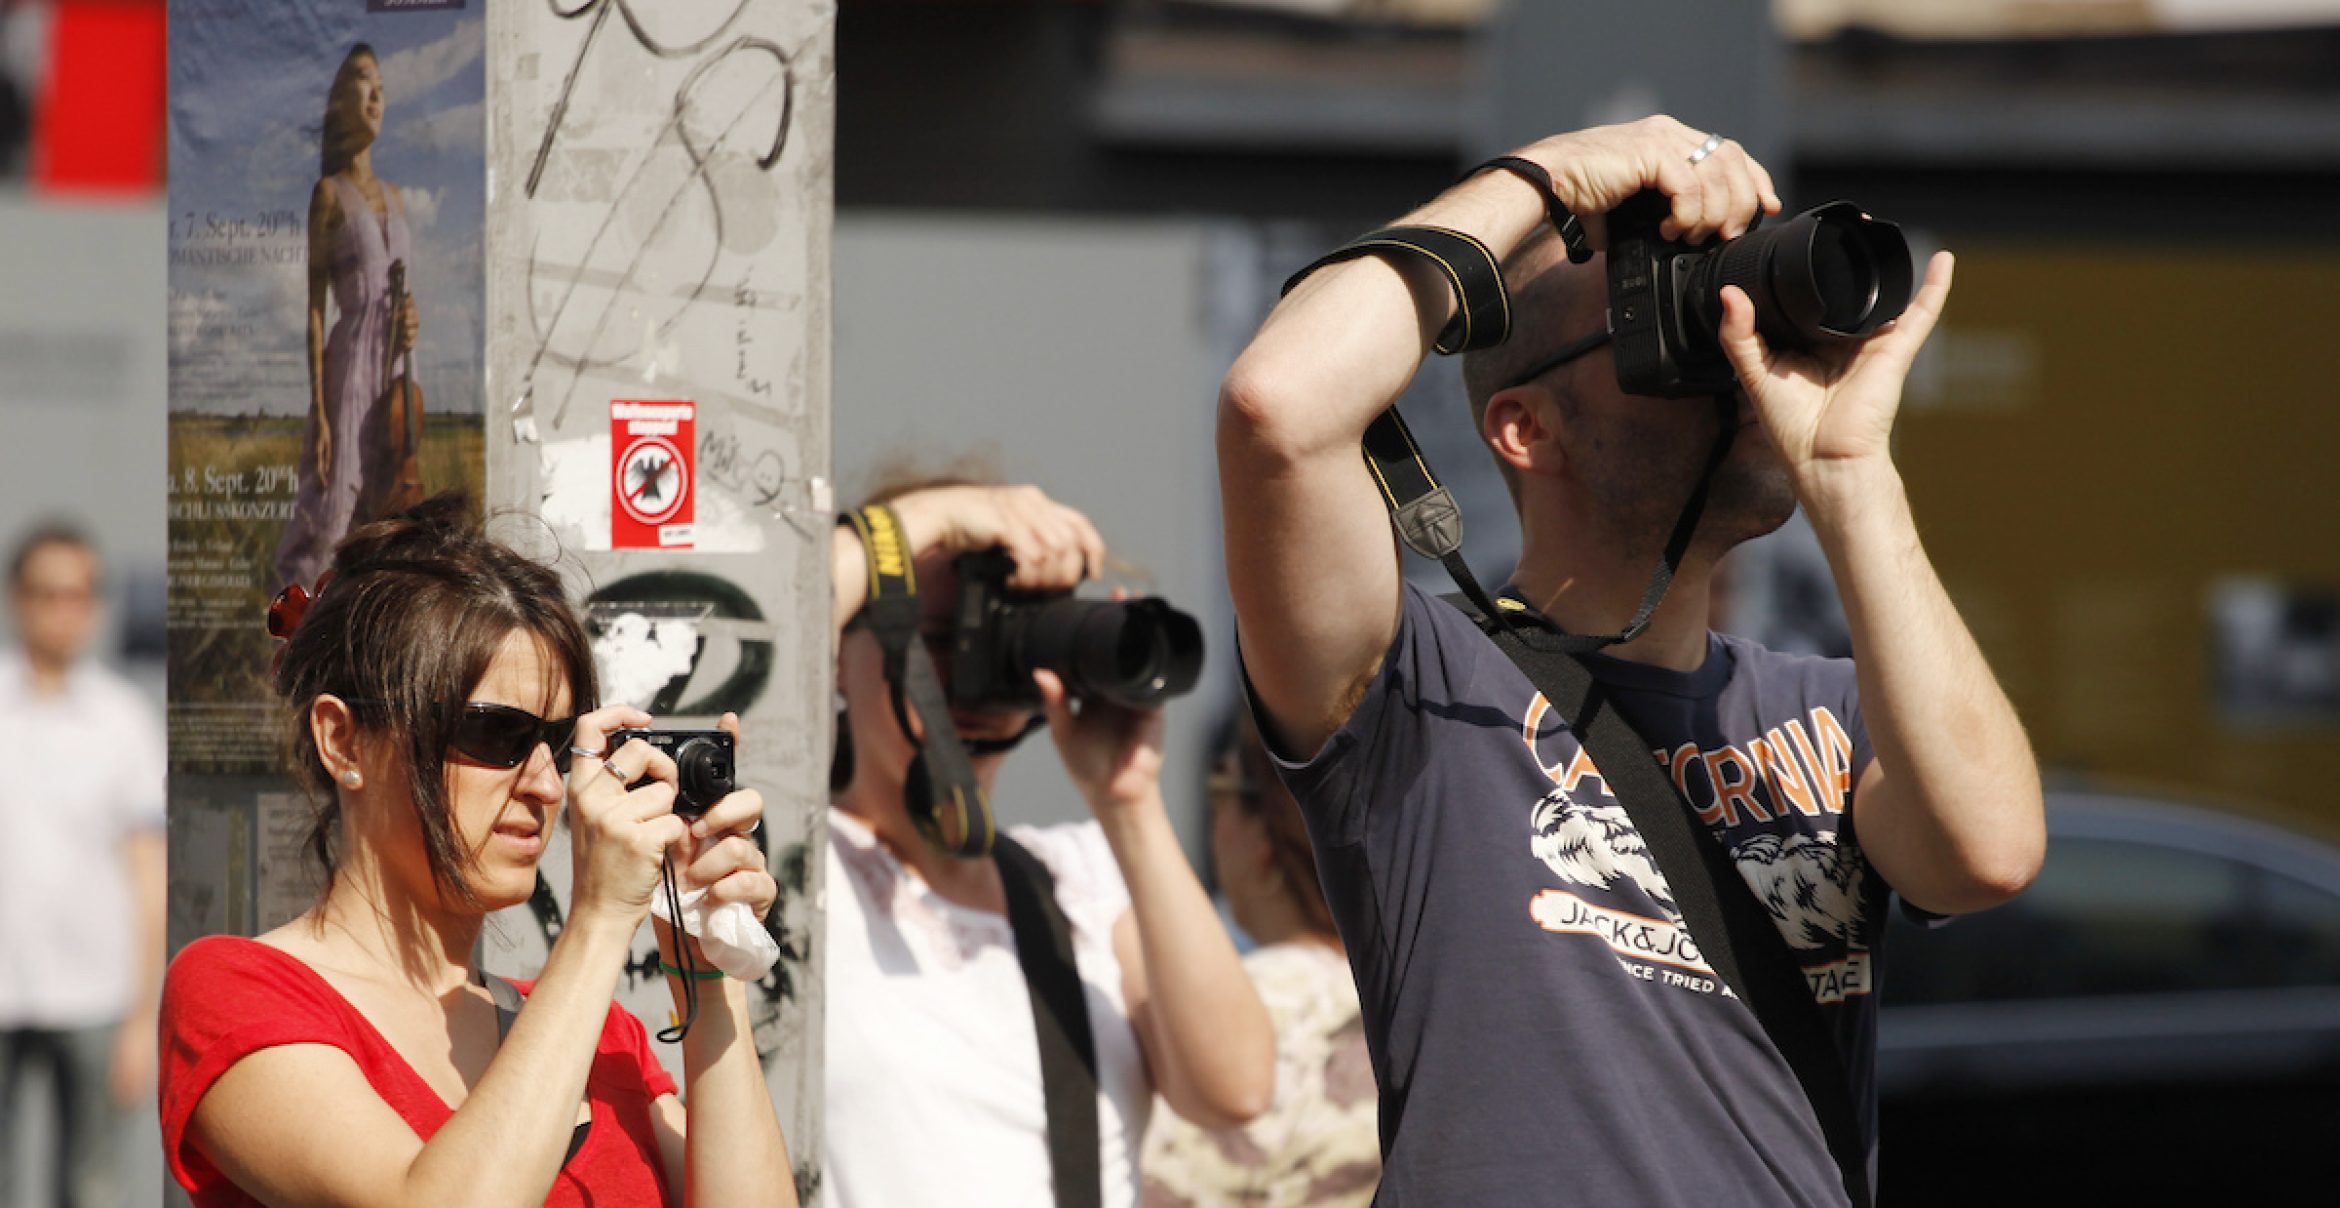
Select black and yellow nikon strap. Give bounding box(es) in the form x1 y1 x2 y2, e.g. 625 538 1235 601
1281 225 1510 355
841 505 996 857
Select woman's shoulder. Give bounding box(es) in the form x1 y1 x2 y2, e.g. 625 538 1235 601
163 935 350 1036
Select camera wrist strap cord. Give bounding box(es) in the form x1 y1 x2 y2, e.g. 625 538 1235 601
655 856 701 1043
840 505 997 859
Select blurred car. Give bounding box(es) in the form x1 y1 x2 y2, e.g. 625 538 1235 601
1874 789 2340 1205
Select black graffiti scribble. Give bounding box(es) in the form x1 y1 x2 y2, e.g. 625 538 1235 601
521 3 797 428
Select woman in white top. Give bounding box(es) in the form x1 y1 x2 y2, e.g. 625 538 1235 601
823 480 1274 1208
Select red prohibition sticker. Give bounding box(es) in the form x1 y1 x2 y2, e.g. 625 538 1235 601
611 400 696 549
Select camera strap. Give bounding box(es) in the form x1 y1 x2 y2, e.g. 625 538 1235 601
996 834 1104 1208
1462 155 1595 265
1283 225 1511 355
842 505 996 858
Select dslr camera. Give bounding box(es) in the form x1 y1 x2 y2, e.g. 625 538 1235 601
608 728 737 818
1604 189 1914 398
947 549 1204 710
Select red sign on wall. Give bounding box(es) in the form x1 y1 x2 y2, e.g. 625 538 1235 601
611 400 695 549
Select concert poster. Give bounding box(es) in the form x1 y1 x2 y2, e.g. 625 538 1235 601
167 0 485 780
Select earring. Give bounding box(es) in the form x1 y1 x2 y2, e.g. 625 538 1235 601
340 769 363 789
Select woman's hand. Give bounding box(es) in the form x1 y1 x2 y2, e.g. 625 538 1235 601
564 705 689 933
1034 668 1166 816
315 412 333 485
674 713 779 944
394 294 420 357
891 483 1105 594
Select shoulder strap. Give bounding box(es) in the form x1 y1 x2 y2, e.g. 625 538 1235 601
477 972 593 1167
1455 596 1873 1207
993 834 1102 1208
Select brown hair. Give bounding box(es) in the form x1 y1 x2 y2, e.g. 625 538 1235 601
273 494 597 908
1211 709 1338 942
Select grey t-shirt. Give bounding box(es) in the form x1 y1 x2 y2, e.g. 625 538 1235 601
1255 583 1888 1206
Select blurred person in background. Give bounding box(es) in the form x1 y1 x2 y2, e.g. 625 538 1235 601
826 478 1273 1208
0 521 165 1208
1141 710 1378 1208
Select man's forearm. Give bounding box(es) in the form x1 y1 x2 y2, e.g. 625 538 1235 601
1221 170 1550 459
1808 466 2045 912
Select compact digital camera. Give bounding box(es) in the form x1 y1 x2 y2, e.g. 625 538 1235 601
1604 189 1914 397
607 728 736 818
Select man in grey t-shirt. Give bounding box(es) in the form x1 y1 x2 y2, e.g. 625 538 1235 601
1215 117 2044 1204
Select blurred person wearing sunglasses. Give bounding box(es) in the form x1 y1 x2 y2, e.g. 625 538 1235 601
1141 711 1378 1208
823 476 1272 1208
1217 116 2043 1202
0 523 165 1208
157 495 796 1207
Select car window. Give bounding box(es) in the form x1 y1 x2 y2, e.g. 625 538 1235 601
2252 870 2340 986
1886 836 2266 1004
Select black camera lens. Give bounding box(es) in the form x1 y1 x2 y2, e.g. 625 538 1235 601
673 736 735 816
1694 201 1911 349
1006 597 1204 709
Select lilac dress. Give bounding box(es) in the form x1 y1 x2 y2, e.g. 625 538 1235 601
274 173 409 592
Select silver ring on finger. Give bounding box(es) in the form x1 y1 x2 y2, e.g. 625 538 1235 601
1687 133 1724 165
600 756 632 784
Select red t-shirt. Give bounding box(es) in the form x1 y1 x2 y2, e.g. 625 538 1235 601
160 935 679 1207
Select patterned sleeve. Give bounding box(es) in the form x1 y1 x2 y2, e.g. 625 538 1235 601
1141 946 1381 1207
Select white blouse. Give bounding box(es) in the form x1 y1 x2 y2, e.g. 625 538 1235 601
822 807 1151 1208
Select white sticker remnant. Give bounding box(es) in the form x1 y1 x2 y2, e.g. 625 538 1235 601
593 611 703 710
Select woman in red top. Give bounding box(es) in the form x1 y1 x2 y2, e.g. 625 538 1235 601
159 496 797 1207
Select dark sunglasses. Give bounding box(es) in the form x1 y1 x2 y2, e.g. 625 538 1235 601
452 702 581 773
1504 328 1614 391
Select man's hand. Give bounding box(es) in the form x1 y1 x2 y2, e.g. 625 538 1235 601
1719 249 1956 513
1519 115 1781 250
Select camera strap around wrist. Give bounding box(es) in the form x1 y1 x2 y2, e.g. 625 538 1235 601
842 505 995 858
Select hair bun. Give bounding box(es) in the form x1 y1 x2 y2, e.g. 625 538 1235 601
328 492 477 580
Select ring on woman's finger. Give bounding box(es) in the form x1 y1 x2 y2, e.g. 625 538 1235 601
1687 132 1724 165
599 757 632 784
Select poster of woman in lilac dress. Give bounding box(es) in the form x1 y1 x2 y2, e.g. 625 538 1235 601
273 44 424 593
